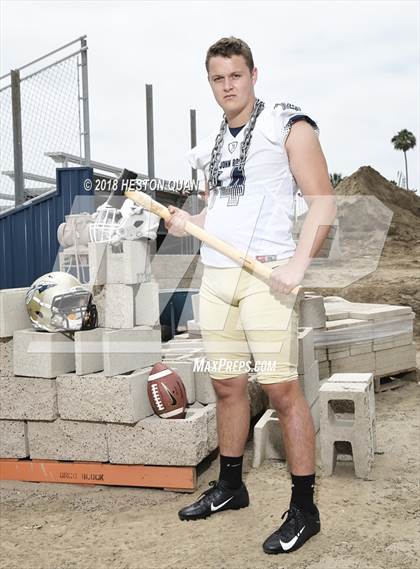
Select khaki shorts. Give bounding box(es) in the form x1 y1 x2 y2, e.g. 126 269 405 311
199 259 301 385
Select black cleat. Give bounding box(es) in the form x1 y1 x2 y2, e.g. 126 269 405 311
178 479 249 521
263 503 321 554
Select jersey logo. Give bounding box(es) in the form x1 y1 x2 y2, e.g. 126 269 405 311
274 102 301 112
219 165 246 206
208 162 246 209
220 184 245 206
228 141 238 154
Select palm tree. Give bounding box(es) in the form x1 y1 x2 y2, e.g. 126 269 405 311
391 129 416 190
329 173 343 188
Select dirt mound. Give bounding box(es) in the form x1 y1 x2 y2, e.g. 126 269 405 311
308 166 420 336
335 166 420 243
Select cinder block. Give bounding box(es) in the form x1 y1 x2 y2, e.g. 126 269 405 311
107 240 151 284
325 318 366 331
74 327 105 375
134 281 160 326
0 338 13 376
162 360 196 404
297 327 315 375
205 403 218 452
187 320 201 337
0 375 57 420
326 311 351 321
373 338 395 351
374 342 416 375
93 284 134 329
299 296 326 329
191 293 200 323
315 346 327 362
327 372 376 451
311 397 320 434
0 288 31 338
330 352 375 374
350 341 373 356
57 368 154 423
103 326 161 377
165 337 204 350
392 332 413 348
0 420 29 458
13 329 75 379
192 357 216 404
150 254 197 280
88 242 107 285
298 359 320 407
28 418 108 461
89 241 151 286
253 409 283 468
319 382 374 478
349 304 412 322
162 345 204 360
318 360 330 380
107 406 208 465
327 346 351 360
252 397 319 468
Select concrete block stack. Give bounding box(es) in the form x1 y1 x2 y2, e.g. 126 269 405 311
0 248 217 466
300 293 417 389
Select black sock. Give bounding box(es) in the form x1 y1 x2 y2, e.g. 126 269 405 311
290 473 316 513
219 454 243 490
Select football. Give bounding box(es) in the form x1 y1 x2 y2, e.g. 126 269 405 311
147 362 187 419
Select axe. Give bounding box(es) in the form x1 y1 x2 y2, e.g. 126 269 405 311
125 190 302 296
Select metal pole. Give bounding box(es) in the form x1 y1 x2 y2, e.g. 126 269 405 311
190 109 197 184
146 84 156 256
146 84 155 180
189 109 199 255
80 37 91 166
11 70 24 206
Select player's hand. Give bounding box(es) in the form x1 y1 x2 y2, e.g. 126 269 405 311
268 260 305 294
165 205 191 237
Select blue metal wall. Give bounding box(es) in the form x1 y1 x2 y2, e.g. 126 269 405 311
0 167 94 289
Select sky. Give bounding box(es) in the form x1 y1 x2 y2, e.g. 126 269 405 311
1 0 419 201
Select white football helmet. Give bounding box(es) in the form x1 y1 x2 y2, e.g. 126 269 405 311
25 271 97 332
89 199 160 244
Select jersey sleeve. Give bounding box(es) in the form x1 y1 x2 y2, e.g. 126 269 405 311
268 102 320 147
185 130 218 180
185 145 204 171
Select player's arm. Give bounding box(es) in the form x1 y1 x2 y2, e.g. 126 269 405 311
285 121 337 271
166 180 208 236
189 179 208 228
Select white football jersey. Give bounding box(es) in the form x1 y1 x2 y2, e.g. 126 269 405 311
186 101 319 268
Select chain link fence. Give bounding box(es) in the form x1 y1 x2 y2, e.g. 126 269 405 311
0 36 89 211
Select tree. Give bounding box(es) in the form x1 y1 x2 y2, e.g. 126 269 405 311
329 173 343 188
391 129 416 190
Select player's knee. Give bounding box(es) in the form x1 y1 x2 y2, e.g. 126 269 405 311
262 378 300 414
211 374 248 400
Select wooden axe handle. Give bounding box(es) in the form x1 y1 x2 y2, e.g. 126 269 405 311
125 190 302 296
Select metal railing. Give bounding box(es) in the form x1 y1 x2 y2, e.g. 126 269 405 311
0 36 90 209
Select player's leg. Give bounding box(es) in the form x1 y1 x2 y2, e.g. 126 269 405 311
239 261 320 553
212 373 250 457
262 380 315 476
178 265 251 521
